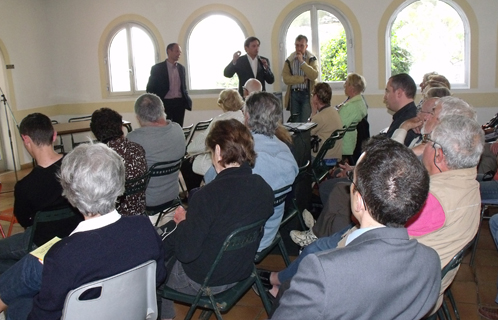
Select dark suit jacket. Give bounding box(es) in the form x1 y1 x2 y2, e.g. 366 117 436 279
224 54 274 97
272 227 441 320
146 60 192 111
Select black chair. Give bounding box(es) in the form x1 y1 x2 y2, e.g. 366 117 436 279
28 207 80 251
311 128 347 186
159 219 273 320
425 239 475 320
185 118 213 149
183 124 194 142
124 171 150 197
51 120 65 154
470 199 498 267
146 158 183 226
68 115 94 148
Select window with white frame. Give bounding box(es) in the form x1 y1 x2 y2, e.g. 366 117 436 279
388 0 469 88
106 23 158 94
282 4 354 83
187 14 246 91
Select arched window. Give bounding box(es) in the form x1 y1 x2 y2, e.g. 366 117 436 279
187 14 246 91
281 4 354 83
388 0 469 88
106 23 158 94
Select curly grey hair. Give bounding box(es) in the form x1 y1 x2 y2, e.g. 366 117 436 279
244 91 281 137
438 96 476 120
59 143 125 216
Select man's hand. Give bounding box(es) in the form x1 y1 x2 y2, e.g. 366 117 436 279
411 143 426 157
260 58 269 70
400 116 424 134
173 206 187 224
232 51 241 64
336 163 354 178
296 51 304 63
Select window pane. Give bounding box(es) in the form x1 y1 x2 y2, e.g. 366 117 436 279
109 28 131 92
188 15 245 90
131 26 155 91
286 11 311 58
391 0 465 83
318 10 347 81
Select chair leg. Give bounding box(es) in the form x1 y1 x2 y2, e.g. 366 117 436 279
0 224 6 238
446 288 459 320
254 269 273 316
199 310 214 320
470 205 486 267
441 299 452 320
436 307 446 320
277 236 291 267
8 214 16 237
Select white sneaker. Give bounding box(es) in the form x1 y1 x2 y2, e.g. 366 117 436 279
302 209 315 229
290 229 318 247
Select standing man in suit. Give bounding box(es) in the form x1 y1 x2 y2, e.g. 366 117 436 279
282 35 319 123
224 37 274 97
271 136 441 320
146 43 192 126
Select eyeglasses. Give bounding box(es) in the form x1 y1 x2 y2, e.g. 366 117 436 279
426 138 443 173
418 109 434 116
347 170 367 209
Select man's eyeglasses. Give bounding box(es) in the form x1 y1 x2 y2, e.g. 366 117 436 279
347 170 366 209
426 138 444 172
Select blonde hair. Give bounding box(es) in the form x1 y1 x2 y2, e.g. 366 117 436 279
345 73 366 94
218 89 244 112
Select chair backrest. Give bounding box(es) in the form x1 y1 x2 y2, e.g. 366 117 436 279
441 238 475 279
183 124 194 141
124 171 151 197
51 120 65 154
28 207 80 251
68 115 93 148
148 158 183 178
199 219 266 289
273 184 293 208
312 128 346 169
61 260 157 320
185 118 213 148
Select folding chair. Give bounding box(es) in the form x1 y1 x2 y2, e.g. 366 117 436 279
146 158 183 226
62 260 157 320
159 219 272 320
68 115 94 148
51 120 65 154
28 207 81 251
311 128 346 186
185 118 213 149
425 239 475 320
183 124 194 142
470 199 498 267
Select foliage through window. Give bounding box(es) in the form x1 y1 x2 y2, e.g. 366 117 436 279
107 23 156 93
390 0 466 84
284 6 351 82
188 15 246 90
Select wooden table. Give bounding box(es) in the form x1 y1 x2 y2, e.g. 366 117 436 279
53 120 132 135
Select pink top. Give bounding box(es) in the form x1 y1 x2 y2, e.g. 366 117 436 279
406 193 445 236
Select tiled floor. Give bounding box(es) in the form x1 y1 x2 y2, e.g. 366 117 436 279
2 168 498 319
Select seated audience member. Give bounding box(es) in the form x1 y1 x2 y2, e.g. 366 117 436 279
310 82 343 161
383 73 419 146
0 143 166 320
336 73 368 163
160 119 274 320
181 89 244 191
90 108 147 215
127 93 185 212
479 214 498 319
204 92 299 252
243 78 262 98
271 136 441 320
269 115 483 313
425 86 451 99
417 72 450 108
0 113 81 274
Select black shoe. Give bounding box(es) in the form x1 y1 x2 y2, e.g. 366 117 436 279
256 269 273 290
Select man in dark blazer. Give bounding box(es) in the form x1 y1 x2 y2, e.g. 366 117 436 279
224 36 274 97
271 136 441 320
146 43 192 126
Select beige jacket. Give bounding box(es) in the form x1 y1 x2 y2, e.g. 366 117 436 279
282 50 319 110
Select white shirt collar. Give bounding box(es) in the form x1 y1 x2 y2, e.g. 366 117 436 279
70 210 121 236
345 225 385 246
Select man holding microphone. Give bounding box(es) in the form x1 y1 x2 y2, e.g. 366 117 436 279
224 36 274 97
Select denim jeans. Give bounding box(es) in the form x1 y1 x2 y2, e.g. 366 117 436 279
160 260 236 318
0 227 32 275
289 91 311 123
0 254 43 320
277 224 352 284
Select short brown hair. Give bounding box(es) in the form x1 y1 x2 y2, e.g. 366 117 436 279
312 83 332 105
205 119 256 168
